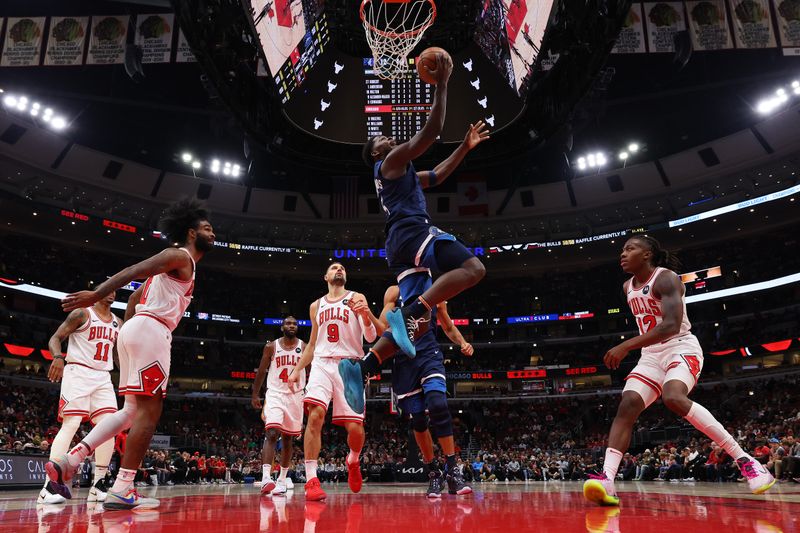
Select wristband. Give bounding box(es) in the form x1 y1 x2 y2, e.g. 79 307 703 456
53 355 66 361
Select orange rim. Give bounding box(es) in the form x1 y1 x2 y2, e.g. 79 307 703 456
360 0 437 40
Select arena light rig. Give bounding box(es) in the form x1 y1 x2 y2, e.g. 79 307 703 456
2 92 68 131
755 80 800 115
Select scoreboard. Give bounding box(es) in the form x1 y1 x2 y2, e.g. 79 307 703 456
363 57 433 140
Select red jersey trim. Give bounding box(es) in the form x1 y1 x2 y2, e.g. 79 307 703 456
91 308 114 324
90 407 118 420
626 373 663 396
303 398 329 412
264 423 302 436
323 291 352 304
332 416 364 427
629 267 661 292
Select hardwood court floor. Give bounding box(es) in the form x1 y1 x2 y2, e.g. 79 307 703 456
2 480 798 532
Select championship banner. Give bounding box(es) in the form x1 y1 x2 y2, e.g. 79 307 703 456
728 0 778 48
644 2 687 52
1 17 45 67
135 13 173 64
687 0 734 49
86 15 128 65
175 28 196 63
44 16 89 66
612 4 648 53
772 0 800 53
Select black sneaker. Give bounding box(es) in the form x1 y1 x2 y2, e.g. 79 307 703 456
446 468 473 496
427 470 444 498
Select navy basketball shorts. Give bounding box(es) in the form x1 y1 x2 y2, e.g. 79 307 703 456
386 222 474 277
392 330 447 414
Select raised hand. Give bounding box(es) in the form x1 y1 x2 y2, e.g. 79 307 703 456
464 120 490 150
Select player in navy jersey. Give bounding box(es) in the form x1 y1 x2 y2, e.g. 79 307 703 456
360 52 490 358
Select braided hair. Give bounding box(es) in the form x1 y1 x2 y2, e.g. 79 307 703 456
631 235 682 272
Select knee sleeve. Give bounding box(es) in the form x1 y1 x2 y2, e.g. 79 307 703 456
425 390 453 438
432 239 475 273
410 412 429 433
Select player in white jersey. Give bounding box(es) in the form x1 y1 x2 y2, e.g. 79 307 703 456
37 291 121 504
584 236 774 507
287 262 377 501
46 198 215 511
251 316 306 496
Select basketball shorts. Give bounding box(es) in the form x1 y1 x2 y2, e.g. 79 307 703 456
263 389 304 436
58 364 118 423
386 222 473 276
393 330 447 413
304 357 364 425
623 334 704 408
117 315 171 398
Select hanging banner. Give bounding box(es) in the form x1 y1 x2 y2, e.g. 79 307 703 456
644 2 687 52
687 0 734 49
44 16 89 66
135 13 173 64
772 0 800 52
86 16 128 65
1 17 45 67
175 28 195 63
612 4 648 52
728 0 778 47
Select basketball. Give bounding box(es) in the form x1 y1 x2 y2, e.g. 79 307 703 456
416 46 450 85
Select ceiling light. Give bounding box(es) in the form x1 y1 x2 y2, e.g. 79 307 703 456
182 153 193 163
32 102 40 110
192 160 201 169
628 143 639 153
3 95 16 107
41 114 51 122
51 116 67 130
224 162 231 168
223 167 231 175
587 154 596 167
619 151 629 160
596 153 607 166
43 108 53 116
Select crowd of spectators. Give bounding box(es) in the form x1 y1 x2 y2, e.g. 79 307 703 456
2 370 798 487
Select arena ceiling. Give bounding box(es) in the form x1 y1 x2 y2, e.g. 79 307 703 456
0 0 798 195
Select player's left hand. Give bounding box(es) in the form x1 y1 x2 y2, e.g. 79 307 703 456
603 343 630 370
460 342 474 356
47 358 65 382
347 294 370 317
464 120 490 150
251 395 262 410
62 290 100 312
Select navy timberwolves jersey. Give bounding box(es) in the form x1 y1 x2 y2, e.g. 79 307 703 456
373 161 431 232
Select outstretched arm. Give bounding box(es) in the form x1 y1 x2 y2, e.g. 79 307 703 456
381 54 453 179
251 342 276 409
437 302 473 356
288 301 319 391
604 271 685 369
417 121 491 189
63 248 193 312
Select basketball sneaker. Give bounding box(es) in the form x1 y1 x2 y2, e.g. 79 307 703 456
286 477 294 489
261 479 276 495
347 458 363 493
304 477 327 501
87 477 109 502
271 480 287 496
585 507 621 533
583 473 620 506
386 307 431 358
102 487 160 510
446 468 472 495
37 482 67 505
338 359 366 414
737 457 776 494
427 470 444 498
43 456 73 500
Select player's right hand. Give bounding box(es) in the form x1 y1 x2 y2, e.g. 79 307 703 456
250 396 262 410
48 358 65 382
287 370 300 392
62 290 100 312
434 52 453 85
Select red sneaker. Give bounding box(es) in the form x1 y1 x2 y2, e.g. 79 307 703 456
347 459 362 493
304 477 327 501
261 479 276 495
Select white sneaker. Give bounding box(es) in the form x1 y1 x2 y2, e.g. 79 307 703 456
103 487 160 510
272 480 287 496
87 478 109 503
261 479 276 495
737 457 776 494
37 484 66 505
285 477 294 490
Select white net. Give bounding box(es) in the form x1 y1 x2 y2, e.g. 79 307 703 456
360 0 436 80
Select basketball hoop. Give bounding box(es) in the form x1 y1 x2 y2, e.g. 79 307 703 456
361 0 437 80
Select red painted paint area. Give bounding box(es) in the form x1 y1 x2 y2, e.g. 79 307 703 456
6 488 799 532
275 0 294 28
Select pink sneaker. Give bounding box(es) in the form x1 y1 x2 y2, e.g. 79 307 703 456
737 457 775 494
583 473 620 506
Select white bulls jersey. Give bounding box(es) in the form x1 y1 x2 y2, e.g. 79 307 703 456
267 338 306 393
66 307 121 371
626 267 692 345
314 291 365 359
135 247 195 331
